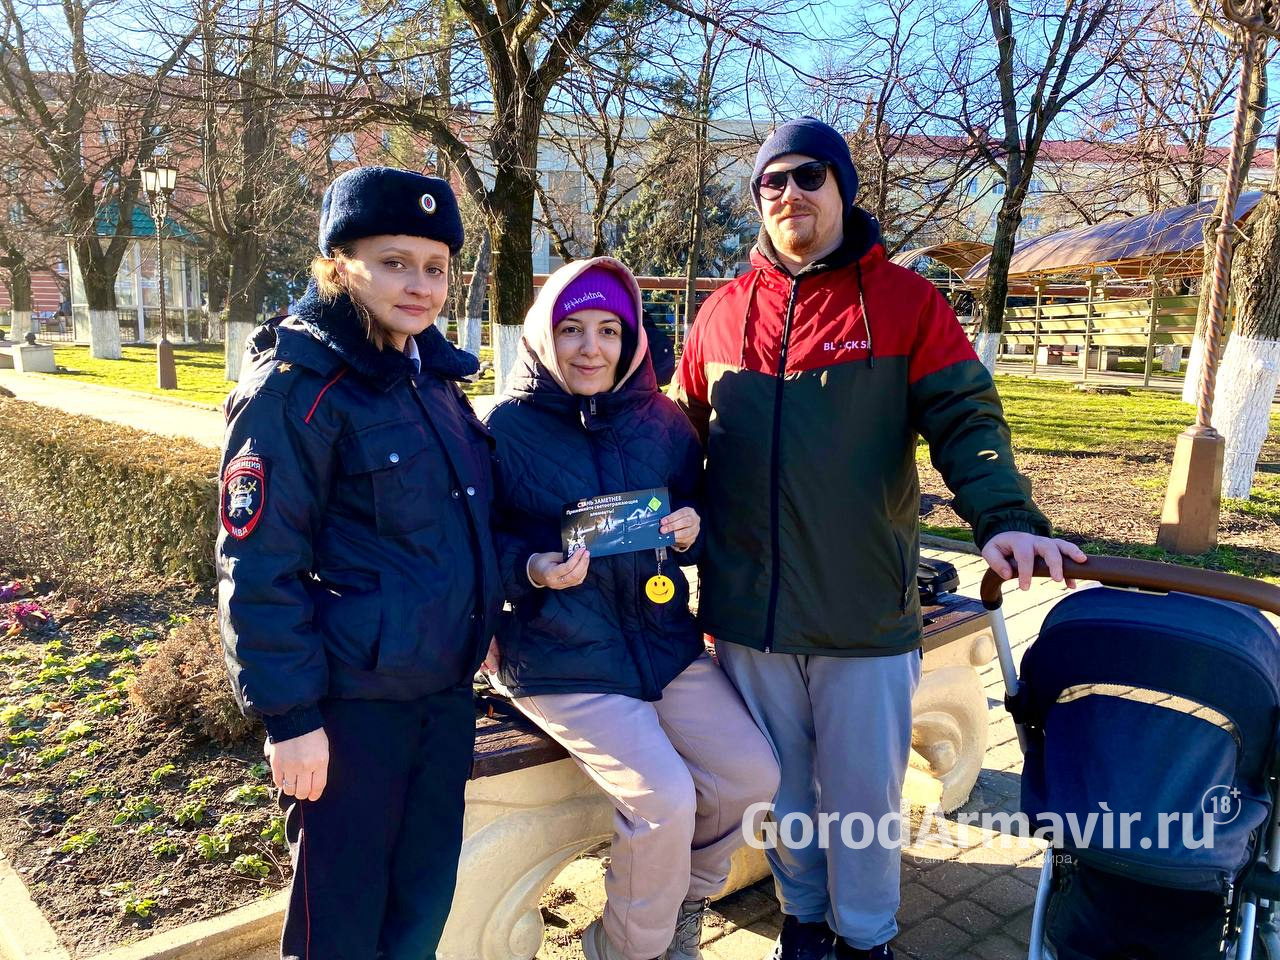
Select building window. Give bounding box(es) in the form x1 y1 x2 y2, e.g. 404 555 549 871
1022 214 1042 233
992 181 1005 196
966 177 978 195
8 202 23 223
381 130 392 151
101 122 118 144
329 133 356 163
291 127 308 149
1028 179 1046 194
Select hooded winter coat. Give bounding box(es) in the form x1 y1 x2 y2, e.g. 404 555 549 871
674 211 1051 658
486 258 705 701
216 288 503 742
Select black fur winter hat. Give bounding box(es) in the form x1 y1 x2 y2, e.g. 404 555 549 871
318 166 464 256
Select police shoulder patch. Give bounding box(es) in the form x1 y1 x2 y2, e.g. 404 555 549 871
221 454 266 540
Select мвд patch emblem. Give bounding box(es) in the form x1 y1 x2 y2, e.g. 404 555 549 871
221 454 266 540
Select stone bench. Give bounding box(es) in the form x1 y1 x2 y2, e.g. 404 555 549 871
439 594 995 960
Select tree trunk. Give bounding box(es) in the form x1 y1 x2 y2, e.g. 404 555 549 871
5 252 32 341
206 245 230 317
226 233 262 327
977 202 1021 370
462 229 491 359
223 234 264 381
489 172 536 395
682 40 713 350
1185 47 1269 404
77 244 121 359
1211 181 1280 498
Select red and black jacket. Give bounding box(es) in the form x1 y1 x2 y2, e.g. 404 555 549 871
675 210 1050 657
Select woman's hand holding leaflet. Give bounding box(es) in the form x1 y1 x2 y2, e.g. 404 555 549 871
529 548 590 589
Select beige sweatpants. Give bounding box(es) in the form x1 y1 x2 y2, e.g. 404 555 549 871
515 655 780 960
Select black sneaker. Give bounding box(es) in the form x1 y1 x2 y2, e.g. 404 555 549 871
770 915 836 960
831 940 893 960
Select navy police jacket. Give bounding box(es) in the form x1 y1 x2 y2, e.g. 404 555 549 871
486 327 705 702
216 289 502 742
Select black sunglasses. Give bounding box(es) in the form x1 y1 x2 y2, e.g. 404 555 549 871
755 161 829 200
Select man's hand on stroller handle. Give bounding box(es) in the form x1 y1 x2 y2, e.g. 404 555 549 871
981 532 1087 591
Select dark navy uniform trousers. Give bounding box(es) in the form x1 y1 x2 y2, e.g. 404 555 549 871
280 685 474 960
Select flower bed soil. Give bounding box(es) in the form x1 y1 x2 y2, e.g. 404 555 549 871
0 582 287 958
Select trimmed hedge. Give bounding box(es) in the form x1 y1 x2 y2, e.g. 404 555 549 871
0 398 219 585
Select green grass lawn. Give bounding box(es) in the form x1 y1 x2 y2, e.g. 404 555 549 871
48 343 497 404
51 344 233 407
919 375 1280 581
991 377 1268 453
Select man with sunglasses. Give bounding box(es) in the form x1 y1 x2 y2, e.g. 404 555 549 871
674 116 1083 960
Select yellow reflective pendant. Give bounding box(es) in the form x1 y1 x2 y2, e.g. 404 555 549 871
645 574 675 604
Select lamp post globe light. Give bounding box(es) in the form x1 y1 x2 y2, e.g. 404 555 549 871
140 162 178 390
1156 0 1280 553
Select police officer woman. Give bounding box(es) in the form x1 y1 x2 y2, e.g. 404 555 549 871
216 166 501 959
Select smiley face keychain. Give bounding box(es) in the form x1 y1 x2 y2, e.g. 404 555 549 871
645 547 675 604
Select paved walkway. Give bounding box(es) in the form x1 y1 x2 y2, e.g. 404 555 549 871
0 370 504 450
0 369 227 448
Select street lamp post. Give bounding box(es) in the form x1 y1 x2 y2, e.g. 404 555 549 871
141 163 178 390
1156 0 1279 553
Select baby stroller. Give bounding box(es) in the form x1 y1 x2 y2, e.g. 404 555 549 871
984 555 1280 960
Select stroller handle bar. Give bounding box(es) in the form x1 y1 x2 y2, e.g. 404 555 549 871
980 554 1280 617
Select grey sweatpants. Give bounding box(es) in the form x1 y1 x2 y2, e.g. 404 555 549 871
716 643 921 951
514 655 780 960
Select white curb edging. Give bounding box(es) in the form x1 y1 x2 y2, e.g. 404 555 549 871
0 855 68 960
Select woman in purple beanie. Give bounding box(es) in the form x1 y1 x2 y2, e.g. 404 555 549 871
483 257 780 960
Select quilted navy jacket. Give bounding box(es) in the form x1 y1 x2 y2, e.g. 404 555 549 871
486 333 705 702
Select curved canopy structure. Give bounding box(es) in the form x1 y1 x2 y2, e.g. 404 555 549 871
964 192 1264 282
891 241 992 275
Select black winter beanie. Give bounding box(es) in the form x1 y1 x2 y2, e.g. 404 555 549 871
751 117 859 213
318 166 464 256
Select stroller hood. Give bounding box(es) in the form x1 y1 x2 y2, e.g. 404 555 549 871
1014 586 1280 891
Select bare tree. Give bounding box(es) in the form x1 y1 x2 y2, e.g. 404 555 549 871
1109 3 1239 210
810 0 986 254
916 0 1148 370
0 0 197 357
1213 128 1280 498
535 13 661 262
183 0 327 377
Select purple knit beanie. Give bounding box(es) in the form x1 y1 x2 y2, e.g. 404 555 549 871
552 265 637 329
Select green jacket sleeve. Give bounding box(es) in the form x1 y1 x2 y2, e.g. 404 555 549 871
907 291 1052 548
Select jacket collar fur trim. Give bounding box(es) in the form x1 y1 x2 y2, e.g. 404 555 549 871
279 284 479 387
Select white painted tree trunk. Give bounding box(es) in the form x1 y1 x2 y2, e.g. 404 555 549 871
493 323 523 397
459 316 483 359
1182 335 1205 404
973 332 1000 374
88 309 121 360
224 318 256 382
434 311 451 340
1160 345 1184 374
461 230 491 360
1211 334 1280 499
7 310 31 342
